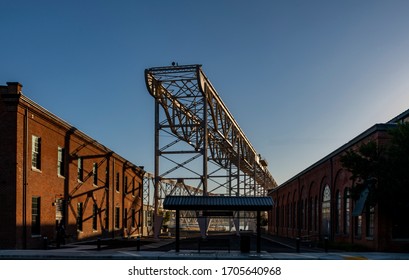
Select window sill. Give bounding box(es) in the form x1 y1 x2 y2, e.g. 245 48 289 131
58 174 66 179
31 167 42 173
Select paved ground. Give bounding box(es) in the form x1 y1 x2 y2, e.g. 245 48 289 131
1 233 408 260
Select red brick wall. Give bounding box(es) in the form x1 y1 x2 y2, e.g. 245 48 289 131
269 130 395 251
1 82 144 249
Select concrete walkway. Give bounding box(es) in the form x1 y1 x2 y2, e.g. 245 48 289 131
1 236 408 260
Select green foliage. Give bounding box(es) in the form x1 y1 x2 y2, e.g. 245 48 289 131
385 122 409 209
340 122 409 211
340 140 383 204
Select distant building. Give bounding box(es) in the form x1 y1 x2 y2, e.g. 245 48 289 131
268 108 409 251
0 82 144 249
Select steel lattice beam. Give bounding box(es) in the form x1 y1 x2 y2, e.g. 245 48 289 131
145 64 277 210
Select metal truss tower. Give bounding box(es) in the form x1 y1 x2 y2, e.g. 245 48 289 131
145 64 277 216
142 172 204 236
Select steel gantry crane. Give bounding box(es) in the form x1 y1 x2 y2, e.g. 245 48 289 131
145 64 277 237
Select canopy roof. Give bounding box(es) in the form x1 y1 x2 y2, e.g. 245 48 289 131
163 195 274 211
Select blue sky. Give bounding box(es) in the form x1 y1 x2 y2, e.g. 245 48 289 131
2 0 409 184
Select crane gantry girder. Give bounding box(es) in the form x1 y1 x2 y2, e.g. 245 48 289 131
145 64 277 196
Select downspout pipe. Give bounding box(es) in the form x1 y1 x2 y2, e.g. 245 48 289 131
22 107 28 249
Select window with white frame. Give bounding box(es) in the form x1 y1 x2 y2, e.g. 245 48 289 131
57 147 65 176
77 157 83 182
93 163 98 185
32 196 41 235
31 136 41 170
77 202 83 231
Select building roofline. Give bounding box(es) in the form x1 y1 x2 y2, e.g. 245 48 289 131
18 94 144 174
271 123 395 192
387 108 409 124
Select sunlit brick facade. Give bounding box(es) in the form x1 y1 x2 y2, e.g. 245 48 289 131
0 82 144 249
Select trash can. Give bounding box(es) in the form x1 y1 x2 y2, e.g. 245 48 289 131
240 234 251 253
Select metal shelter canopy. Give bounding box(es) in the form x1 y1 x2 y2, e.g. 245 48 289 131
163 195 273 253
163 195 274 211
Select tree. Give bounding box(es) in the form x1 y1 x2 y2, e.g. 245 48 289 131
340 140 384 206
341 122 409 238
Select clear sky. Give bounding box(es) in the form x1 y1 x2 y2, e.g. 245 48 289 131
2 0 409 184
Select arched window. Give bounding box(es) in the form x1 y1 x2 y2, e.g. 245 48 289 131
314 196 318 231
304 198 308 229
321 185 331 237
308 197 312 231
276 198 280 229
280 199 284 227
293 202 297 229
300 200 304 230
287 203 290 228
289 203 292 228
336 191 341 234
344 188 350 234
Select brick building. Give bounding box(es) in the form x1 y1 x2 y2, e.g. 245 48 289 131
0 82 144 249
268 109 409 251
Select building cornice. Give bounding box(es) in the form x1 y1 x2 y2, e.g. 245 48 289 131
16 93 144 174
270 123 395 193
